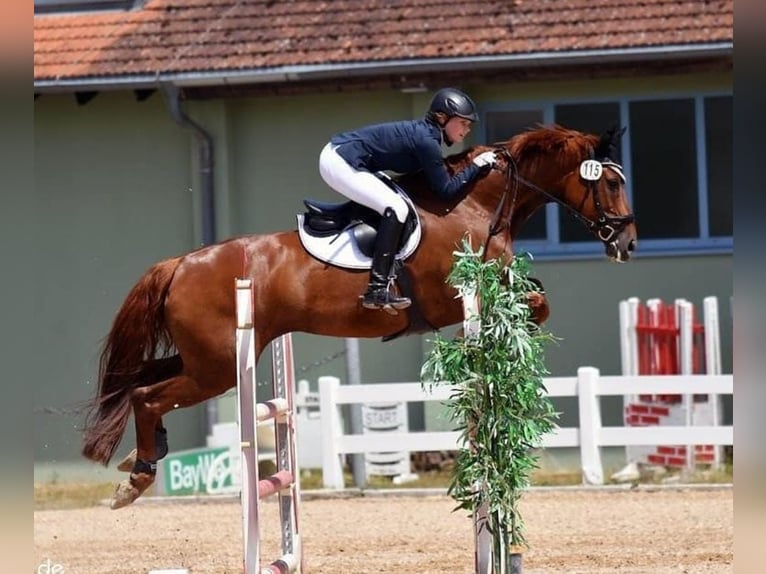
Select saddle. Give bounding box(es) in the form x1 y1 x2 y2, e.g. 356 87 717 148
297 173 421 267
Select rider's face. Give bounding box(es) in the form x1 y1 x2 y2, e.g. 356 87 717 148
443 117 473 144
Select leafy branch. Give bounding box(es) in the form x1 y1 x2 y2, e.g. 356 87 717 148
421 237 559 556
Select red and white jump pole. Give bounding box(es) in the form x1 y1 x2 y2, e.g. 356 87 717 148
236 279 302 574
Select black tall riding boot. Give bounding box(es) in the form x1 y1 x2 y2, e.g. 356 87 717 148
362 208 411 311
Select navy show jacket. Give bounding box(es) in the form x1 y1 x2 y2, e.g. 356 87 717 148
330 118 485 200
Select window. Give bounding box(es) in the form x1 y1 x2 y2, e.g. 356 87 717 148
630 99 700 239
705 96 733 237
480 93 732 259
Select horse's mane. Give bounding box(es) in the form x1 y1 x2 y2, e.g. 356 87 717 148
398 124 600 210
504 124 600 174
444 124 600 168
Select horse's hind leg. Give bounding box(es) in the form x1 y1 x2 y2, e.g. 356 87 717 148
111 374 209 509
115 355 180 472
115 420 169 472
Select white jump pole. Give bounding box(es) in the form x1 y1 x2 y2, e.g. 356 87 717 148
676 298 694 470
236 279 302 574
703 296 723 467
236 279 261 572
462 290 493 574
271 332 302 573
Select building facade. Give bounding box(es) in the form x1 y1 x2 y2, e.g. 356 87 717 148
33 0 733 476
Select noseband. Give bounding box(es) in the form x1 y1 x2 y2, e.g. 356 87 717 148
489 148 635 246
578 159 635 242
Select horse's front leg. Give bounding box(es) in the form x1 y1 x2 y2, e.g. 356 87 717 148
528 291 550 325
527 277 550 325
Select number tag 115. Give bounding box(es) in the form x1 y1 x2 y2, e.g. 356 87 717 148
579 160 603 181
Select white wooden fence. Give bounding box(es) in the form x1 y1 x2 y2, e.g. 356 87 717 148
318 369 733 488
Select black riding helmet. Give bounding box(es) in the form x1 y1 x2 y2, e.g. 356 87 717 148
426 87 479 123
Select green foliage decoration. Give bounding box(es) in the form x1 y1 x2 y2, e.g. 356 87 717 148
421 237 559 560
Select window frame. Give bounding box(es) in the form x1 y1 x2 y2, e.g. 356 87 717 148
477 91 733 261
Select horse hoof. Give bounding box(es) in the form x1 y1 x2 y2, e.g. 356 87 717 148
110 479 140 510
116 449 137 472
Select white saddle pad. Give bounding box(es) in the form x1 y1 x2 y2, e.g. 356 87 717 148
296 211 422 270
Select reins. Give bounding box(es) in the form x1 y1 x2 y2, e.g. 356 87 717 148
482 148 518 261
483 147 635 247
516 168 634 243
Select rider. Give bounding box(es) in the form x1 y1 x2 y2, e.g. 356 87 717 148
319 87 498 311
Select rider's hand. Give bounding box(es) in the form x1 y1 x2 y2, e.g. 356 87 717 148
472 151 497 169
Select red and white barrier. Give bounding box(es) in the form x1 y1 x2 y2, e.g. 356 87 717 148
619 296 724 469
236 279 302 574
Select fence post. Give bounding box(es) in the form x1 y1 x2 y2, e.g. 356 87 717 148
318 376 345 489
577 366 603 485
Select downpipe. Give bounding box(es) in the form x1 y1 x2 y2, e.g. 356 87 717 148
161 82 216 248
161 81 218 432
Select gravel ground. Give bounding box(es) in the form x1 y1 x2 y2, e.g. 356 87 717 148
34 486 732 574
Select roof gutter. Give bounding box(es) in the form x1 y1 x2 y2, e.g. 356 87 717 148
34 42 732 92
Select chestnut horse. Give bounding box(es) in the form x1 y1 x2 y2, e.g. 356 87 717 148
83 125 636 508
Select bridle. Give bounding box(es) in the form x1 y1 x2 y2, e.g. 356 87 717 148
485 147 635 250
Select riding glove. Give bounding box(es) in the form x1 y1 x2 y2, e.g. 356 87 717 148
472 151 497 168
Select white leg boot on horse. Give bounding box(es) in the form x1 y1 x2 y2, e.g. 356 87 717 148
361 208 411 314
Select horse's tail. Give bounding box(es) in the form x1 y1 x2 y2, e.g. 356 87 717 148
82 256 183 465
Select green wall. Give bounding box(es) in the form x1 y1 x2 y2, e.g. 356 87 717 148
33 92 202 478
536 255 733 377
32 73 733 478
474 71 733 102
223 91 419 234
533 254 733 429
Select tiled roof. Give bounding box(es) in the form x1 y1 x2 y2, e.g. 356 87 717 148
34 0 733 84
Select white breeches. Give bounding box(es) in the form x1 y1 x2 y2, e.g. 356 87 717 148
318 143 409 223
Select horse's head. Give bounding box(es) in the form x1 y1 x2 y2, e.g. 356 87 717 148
499 125 637 262
401 125 638 262
561 126 637 262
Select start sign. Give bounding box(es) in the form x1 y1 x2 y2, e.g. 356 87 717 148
361 402 411 477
